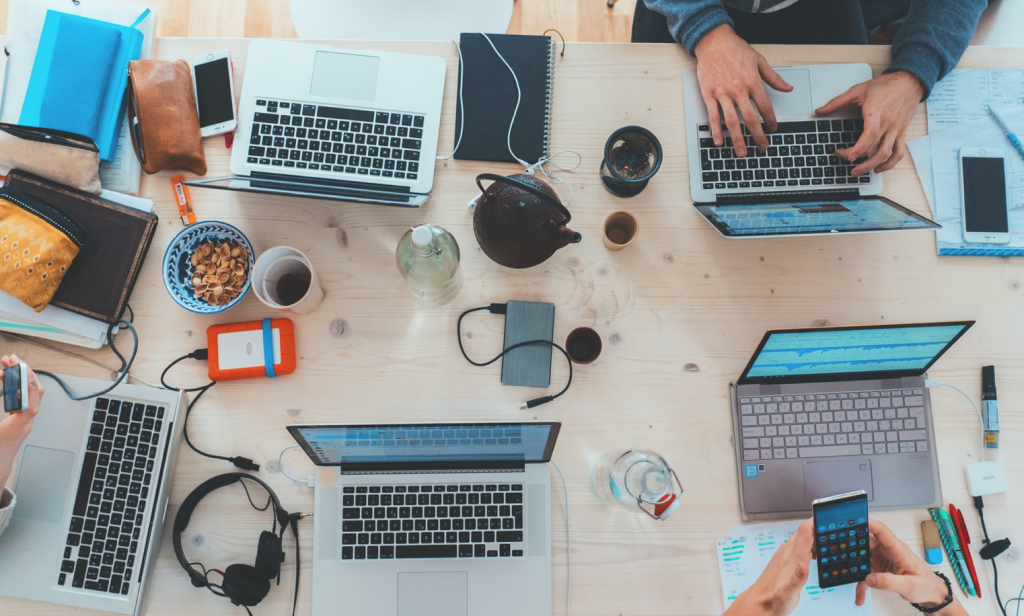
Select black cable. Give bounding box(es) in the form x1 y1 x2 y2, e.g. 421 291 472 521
975 495 1010 616
36 318 139 400
457 304 573 409
161 351 260 471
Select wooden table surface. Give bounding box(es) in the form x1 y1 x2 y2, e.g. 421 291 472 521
2 39 1022 616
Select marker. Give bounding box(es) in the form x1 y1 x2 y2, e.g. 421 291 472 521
949 504 981 598
989 105 1024 162
982 366 999 449
936 508 977 597
171 175 197 226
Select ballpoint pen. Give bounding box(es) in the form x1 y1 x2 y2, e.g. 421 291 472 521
989 104 1024 162
949 504 981 598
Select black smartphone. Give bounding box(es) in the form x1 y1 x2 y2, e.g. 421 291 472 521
3 362 28 413
812 490 870 588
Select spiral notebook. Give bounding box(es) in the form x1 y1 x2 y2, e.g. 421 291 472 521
454 33 556 164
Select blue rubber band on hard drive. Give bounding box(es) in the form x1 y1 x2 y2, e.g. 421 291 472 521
263 318 276 378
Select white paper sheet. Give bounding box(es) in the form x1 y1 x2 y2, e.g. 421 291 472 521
717 520 873 616
926 69 1024 133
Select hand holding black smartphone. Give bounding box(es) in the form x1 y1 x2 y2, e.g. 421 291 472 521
812 490 870 588
3 362 29 413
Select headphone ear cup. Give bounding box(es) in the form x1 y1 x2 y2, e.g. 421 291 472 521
254 530 283 580
221 564 271 607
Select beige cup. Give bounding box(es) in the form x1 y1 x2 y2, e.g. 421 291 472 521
252 246 324 315
603 211 639 250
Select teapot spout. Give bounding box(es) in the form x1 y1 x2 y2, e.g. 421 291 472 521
557 226 582 248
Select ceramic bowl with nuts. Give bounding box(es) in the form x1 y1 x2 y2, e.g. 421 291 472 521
162 221 255 314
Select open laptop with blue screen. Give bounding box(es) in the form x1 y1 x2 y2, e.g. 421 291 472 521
731 322 973 520
287 421 560 616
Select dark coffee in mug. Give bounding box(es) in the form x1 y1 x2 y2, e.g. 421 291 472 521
276 272 311 306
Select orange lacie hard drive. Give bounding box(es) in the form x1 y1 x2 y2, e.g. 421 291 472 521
207 318 296 381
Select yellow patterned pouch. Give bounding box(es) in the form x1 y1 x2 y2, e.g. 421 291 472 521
0 189 87 312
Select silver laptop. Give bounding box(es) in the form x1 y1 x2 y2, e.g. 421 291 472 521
731 321 974 520
287 421 560 616
684 63 940 237
185 40 446 207
0 374 186 614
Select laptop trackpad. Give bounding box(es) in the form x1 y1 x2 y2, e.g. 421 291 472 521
397 572 468 616
311 51 380 101
766 69 813 117
803 459 873 503
13 446 75 524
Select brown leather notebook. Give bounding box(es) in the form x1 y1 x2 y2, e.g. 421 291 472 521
3 170 158 324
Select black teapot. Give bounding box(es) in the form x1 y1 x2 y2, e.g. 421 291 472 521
472 173 581 269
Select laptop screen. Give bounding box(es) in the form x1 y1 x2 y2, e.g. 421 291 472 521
287 422 560 469
693 197 940 237
738 322 973 384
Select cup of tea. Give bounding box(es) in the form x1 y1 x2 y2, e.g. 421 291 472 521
600 125 663 197
252 246 324 314
565 327 602 364
603 211 639 250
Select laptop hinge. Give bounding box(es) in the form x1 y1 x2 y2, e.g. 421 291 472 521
713 188 860 205
250 170 412 194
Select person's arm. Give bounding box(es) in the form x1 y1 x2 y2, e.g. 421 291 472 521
0 354 45 536
855 519 968 615
885 0 989 99
642 0 734 57
724 520 814 616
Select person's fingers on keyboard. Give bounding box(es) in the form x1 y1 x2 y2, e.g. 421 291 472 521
738 99 769 153
702 92 726 148
852 132 895 177
840 110 880 168
720 102 747 158
750 83 779 138
872 134 907 174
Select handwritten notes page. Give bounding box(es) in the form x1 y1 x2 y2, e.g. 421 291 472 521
717 520 873 616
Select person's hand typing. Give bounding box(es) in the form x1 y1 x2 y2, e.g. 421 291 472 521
725 519 814 616
693 24 793 158
814 71 925 177
0 354 44 488
855 520 966 614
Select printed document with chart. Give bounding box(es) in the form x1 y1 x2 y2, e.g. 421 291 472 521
717 520 873 616
907 69 1024 255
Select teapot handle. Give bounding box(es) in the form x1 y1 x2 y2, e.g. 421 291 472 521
475 173 572 225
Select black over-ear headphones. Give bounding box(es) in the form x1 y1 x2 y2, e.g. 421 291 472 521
173 473 302 613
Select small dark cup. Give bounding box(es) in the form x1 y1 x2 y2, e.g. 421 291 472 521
565 327 603 364
600 126 663 197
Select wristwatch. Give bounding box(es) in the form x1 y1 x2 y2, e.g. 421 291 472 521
911 571 954 614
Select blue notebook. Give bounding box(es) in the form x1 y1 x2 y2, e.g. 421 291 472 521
19 10 148 162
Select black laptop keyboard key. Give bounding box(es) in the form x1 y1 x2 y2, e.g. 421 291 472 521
396 545 457 559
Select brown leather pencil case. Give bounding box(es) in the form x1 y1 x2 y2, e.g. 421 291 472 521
127 59 207 176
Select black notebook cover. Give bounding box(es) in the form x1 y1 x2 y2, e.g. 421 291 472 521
454 33 555 164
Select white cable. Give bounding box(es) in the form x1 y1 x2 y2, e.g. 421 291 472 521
925 379 985 462
278 444 315 487
436 39 466 161
478 33 582 208
550 459 571 616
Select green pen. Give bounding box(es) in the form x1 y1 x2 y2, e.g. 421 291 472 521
936 508 977 597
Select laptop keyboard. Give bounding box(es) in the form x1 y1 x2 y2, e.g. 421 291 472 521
698 120 872 191
341 484 525 560
247 99 424 180
58 398 167 594
739 389 928 461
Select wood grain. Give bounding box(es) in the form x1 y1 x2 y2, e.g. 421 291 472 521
0 38 1021 616
0 0 637 41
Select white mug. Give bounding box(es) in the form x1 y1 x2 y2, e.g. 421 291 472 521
251 246 324 315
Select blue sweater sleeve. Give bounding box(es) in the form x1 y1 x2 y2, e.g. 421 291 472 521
885 0 988 97
642 0 734 55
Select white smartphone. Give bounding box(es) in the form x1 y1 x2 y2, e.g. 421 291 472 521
192 49 237 138
959 147 1010 244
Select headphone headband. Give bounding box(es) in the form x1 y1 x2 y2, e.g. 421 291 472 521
475 173 572 224
172 473 289 589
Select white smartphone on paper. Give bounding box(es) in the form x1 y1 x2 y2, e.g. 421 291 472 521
192 49 237 137
959 147 1010 244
